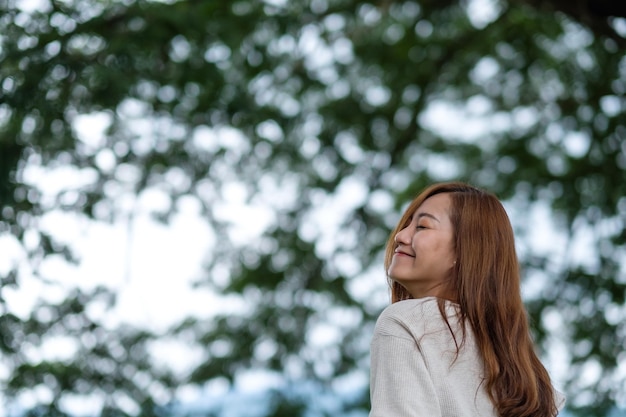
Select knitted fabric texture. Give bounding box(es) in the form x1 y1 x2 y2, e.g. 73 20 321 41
369 297 497 417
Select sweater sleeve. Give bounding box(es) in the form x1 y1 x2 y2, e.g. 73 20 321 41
369 331 442 417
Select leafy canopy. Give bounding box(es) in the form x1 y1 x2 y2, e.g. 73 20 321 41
0 0 625 415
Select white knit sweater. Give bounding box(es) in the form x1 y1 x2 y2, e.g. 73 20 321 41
369 297 563 416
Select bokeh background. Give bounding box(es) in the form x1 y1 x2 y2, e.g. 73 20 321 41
1 0 625 415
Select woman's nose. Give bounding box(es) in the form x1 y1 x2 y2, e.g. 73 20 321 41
395 227 411 245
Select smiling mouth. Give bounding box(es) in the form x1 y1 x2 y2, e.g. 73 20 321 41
394 249 415 257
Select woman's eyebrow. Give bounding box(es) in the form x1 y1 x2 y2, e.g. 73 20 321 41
414 212 440 222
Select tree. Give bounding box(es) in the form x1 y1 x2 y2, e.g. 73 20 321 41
0 0 624 415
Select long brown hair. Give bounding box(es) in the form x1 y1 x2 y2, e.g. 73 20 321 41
384 182 558 417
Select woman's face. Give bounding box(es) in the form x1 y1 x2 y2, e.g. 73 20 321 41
388 193 456 299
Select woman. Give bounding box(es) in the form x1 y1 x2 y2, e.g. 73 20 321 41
369 182 564 417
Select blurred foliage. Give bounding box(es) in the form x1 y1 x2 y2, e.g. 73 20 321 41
0 0 625 415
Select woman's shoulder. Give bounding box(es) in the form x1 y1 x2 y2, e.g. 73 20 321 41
378 296 437 317
378 296 457 319
374 297 459 338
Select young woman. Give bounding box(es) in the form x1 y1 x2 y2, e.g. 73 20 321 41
369 182 564 417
